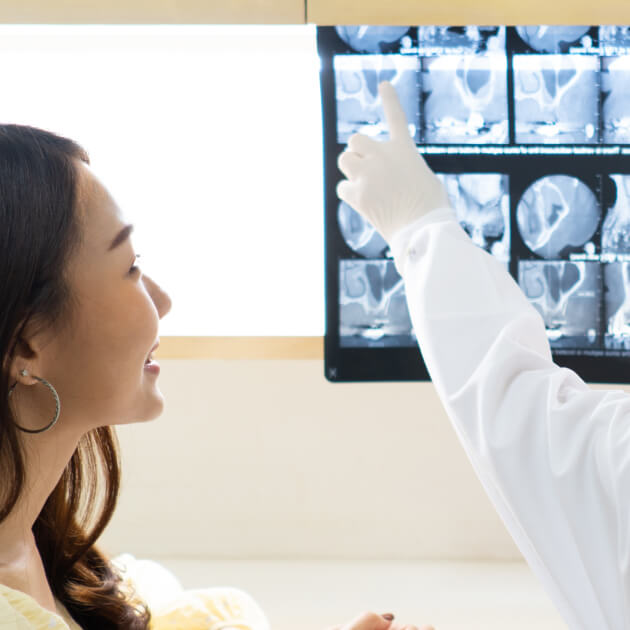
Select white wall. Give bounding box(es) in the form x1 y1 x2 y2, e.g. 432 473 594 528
0 24 324 337
100 358 522 561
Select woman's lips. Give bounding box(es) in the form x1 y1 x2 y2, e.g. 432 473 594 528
144 359 160 375
144 339 160 374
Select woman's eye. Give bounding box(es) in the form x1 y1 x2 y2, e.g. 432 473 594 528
129 254 141 275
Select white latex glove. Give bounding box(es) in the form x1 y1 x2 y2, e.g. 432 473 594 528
336 81 450 244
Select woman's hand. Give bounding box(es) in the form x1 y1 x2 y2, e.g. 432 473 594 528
328 611 435 630
336 81 450 244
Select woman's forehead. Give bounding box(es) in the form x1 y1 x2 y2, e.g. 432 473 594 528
75 163 126 252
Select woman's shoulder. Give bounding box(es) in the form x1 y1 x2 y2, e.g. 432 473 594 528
0 557 273 630
0 583 69 630
149 586 270 630
113 555 270 630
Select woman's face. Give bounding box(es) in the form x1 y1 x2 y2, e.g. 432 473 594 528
12 160 172 433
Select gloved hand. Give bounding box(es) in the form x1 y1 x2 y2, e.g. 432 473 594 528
336 81 451 244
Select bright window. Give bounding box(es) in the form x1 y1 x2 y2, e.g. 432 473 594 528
0 25 323 336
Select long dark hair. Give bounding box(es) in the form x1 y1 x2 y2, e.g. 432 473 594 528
0 124 150 629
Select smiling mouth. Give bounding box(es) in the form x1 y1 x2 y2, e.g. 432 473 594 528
145 340 160 364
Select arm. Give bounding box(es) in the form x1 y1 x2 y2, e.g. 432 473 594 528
392 210 630 630
338 81 630 630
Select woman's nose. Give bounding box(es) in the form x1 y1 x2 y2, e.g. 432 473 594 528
143 274 172 319
157 289 173 320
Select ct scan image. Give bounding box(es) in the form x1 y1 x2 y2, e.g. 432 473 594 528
514 54 599 144
602 175 630 255
519 260 601 348
599 26 630 48
339 260 414 347
417 26 505 54
515 26 593 53
334 54 420 143
516 175 600 259
421 54 508 144
604 262 630 349
337 199 389 258
437 173 510 264
334 26 413 53
602 57 630 144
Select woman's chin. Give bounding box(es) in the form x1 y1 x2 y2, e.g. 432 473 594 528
117 393 165 426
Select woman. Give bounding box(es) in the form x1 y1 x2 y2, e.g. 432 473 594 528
0 124 428 630
337 81 630 630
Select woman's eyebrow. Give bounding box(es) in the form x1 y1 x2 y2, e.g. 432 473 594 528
108 224 134 251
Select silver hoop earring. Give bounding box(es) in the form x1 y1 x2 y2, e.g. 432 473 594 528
8 369 61 434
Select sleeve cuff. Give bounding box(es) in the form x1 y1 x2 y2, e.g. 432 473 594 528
390 207 457 277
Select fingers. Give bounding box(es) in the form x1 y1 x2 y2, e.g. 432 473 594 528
336 179 359 211
338 150 362 179
348 132 380 156
391 621 436 630
343 611 394 630
328 612 432 630
378 81 411 143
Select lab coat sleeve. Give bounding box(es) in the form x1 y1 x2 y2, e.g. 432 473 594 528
390 209 630 630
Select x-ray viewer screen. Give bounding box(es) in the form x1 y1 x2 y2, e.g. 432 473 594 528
321 26 630 383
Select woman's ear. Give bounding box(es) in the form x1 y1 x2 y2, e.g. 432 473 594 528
6 337 38 386
4 319 48 386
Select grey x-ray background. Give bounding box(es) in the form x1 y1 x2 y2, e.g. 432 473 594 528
338 173 511 347
605 262 630 349
602 58 630 144
331 25 630 145
519 260 601 348
334 54 420 143
603 175 630 254
422 54 508 144
438 173 510 265
514 55 599 144
326 25 630 356
516 175 600 259
339 260 414 347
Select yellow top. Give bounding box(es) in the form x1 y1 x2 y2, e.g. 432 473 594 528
0 557 270 630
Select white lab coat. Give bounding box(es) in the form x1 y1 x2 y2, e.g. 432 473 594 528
390 208 630 630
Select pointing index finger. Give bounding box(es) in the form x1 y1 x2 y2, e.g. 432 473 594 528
379 81 410 142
